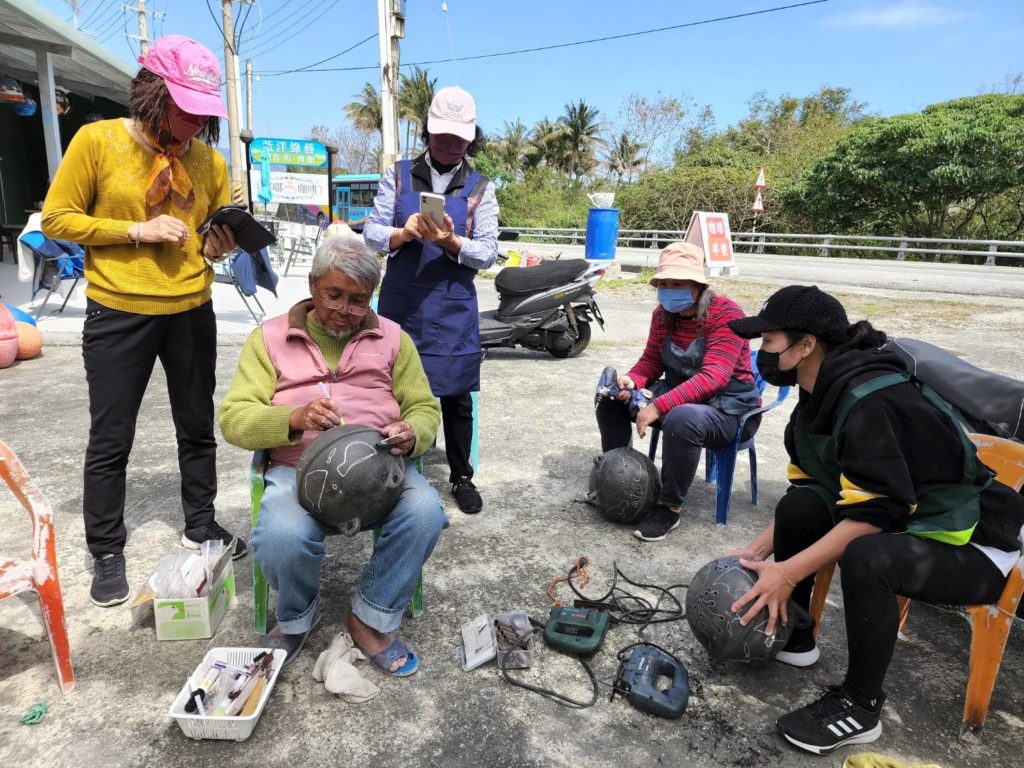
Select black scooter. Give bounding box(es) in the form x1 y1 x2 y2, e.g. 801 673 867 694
479 257 605 358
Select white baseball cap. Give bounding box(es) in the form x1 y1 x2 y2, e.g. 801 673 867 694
427 86 477 142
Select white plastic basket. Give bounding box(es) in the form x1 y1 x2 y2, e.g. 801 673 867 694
169 647 286 741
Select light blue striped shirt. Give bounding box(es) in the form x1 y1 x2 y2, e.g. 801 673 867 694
363 157 499 271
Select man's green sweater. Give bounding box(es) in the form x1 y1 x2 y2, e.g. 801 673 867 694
220 311 440 458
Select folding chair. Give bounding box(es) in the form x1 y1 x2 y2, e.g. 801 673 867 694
18 231 85 317
282 219 329 277
250 450 425 634
0 440 74 693
808 434 1024 737
649 348 791 525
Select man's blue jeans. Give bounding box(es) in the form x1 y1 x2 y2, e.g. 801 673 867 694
252 459 447 635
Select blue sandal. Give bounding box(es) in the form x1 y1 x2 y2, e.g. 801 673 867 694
369 638 419 677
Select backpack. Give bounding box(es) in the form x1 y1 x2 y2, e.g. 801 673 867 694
882 337 1024 442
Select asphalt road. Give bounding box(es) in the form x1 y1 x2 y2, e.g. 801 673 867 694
512 243 1024 303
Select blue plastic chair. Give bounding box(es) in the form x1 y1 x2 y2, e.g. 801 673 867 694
18 231 85 317
648 349 790 526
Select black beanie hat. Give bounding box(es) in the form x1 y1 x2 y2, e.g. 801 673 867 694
728 285 850 343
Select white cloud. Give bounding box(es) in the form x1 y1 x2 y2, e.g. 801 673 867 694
823 1 973 29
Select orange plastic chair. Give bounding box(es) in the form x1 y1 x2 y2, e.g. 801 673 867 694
0 440 74 693
808 433 1024 736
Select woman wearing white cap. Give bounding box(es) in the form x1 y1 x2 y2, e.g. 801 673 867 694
364 86 499 514
596 242 762 541
42 35 245 608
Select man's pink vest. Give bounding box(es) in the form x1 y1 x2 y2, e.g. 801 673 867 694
263 303 402 467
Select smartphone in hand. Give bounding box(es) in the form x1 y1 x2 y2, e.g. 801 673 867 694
419 192 446 228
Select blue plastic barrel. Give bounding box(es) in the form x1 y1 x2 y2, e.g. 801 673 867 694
585 208 619 260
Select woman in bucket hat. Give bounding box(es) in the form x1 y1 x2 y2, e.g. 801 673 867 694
364 86 498 515
596 241 762 541
42 35 245 609
725 285 1024 756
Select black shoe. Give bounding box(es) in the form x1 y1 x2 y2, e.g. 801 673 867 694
775 626 820 668
632 504 680 542
452 476 483 514
777 685 884 755
181 522 248 560
261 609 321 667
90 553 129 607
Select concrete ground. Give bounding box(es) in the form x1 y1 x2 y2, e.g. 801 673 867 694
1 254 1023 768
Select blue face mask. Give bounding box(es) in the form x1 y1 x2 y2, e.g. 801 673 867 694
657 287 694 314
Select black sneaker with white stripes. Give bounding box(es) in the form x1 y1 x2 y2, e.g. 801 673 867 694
776 685 884 755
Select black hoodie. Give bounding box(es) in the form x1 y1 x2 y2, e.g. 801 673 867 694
784 347 1024 552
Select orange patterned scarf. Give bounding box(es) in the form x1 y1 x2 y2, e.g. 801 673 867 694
138 127 195 217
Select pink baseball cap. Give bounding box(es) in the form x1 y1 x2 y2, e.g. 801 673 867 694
427 86 476 142
138 35 228 119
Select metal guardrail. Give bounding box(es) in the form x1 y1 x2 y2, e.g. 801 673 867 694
498 227 1024 265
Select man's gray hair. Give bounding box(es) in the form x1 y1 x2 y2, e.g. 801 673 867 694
310 236 381 292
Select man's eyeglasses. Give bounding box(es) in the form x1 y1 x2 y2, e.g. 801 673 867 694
316 286 371 316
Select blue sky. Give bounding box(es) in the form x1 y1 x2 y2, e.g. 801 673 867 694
42 0 1024 140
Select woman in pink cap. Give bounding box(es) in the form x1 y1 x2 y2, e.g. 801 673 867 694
42 35 246 609
365 86 499 515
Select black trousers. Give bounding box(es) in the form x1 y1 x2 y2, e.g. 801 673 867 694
774 485 1007 705
595 397 747 507
440 393 474 483
82 298 218 557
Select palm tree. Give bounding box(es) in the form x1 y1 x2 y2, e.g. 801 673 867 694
345 83 382 133
559 100 603 180
606 131 646 184
493 119 531 177
398 66 437 158
526 118 569 171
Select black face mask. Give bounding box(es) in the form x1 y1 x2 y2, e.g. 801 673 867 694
756 348 799 387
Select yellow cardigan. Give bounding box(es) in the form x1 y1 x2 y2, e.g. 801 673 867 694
41 119 230 315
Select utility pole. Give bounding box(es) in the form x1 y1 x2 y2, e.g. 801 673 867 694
123 0 160 56
376 0 406 172
221 0 246 203
245 59 253 131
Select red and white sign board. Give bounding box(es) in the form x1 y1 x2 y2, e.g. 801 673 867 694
751 190 764 214
755 166 766 189
685 210 736 273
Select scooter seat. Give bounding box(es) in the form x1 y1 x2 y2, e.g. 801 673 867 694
495 259 590 296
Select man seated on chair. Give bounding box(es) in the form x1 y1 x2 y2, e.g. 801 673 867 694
596 242 761 543
220 236 446 673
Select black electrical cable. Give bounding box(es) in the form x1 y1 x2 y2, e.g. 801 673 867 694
276 1 831 74
565 561 688 635
261 32 377 77
498 622 600 710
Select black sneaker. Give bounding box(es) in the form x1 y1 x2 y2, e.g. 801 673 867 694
181 522 248 560
775 626 820 668
777 685 884 755
632 504 680 542
90 553 129 607
452 476 483 514
261 609 321 667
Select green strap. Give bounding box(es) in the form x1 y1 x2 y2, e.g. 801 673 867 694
832 373 909 435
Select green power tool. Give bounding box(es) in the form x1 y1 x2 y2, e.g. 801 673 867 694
543 606 610 655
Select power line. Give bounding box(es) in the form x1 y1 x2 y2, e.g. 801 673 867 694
95 9 128 43
272 0 830 75
261 32 376 76
242 0 342 59
216 0 302 53
80 0 115 28
87 3 124 37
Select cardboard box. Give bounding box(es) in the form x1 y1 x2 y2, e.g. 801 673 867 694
132 547 236 641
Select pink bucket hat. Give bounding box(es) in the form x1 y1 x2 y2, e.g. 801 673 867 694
139 35 228 119
427 86 477 141
649 242 708 286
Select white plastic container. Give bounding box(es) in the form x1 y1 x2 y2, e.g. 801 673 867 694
169 647 286 741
